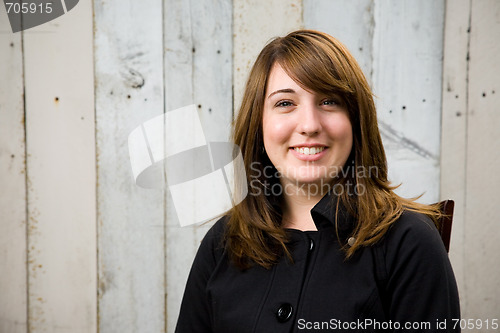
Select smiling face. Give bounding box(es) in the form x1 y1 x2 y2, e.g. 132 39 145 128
262 63 353 192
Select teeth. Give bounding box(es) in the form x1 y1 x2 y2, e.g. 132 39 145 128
294 147 325 155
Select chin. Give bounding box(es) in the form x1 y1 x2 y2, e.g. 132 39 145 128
292 174 331 186
292 167 329 181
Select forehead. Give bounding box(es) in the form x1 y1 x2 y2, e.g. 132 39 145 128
265 63 306 95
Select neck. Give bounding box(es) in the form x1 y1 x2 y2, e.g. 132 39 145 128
281 181 326 231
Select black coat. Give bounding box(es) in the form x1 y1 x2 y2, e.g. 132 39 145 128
176 194 460 332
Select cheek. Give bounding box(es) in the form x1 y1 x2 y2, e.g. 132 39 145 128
327 115 353 147
263 114 293 148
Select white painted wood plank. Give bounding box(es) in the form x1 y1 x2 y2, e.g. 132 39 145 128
440 0 470 313
163 2 197 331
94 0 166 332
464 0 500 319
0 6 27 333
372 0 445 204
191 0 233 142
22 1 96 332
304 0 374 84
164 0 233 330
233 0 303 113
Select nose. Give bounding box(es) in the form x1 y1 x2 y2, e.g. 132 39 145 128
297 104 322 136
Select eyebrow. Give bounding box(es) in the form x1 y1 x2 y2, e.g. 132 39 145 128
267 88 296 99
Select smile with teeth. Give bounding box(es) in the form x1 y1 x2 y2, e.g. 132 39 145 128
293 147 325 155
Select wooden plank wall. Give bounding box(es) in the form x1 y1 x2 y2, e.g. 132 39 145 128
1 0 499 331
464 0 500 319
0 1 96 332
441 0 470 312
0 6 27 333
22 1 97 331
94 0 166 332
442 0 500 320
233 0 302 112
163 0 233 331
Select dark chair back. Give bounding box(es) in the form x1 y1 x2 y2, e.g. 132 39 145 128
436 200 455 253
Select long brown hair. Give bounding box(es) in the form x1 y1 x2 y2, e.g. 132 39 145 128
227 30 441 269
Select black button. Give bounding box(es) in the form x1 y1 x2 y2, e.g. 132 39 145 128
276 303 293 323
309 238 314 251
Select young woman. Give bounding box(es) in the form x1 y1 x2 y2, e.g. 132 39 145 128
176 30 460 332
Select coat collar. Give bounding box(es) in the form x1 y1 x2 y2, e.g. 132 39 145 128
310 191 356 241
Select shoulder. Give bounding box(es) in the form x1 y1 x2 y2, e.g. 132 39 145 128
376 210 461 322
380 209 450 276
385 210 444 251
203 216 228 244
196 216 228 264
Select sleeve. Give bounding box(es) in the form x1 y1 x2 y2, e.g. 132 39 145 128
175 218 226 333
383 212 461 332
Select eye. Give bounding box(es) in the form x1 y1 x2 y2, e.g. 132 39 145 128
275 100 294 108
321 99 339 106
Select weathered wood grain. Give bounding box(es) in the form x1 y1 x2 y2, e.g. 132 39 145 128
304 0 374 83
440 0 470 311
22 1 96 332
233 0 303 113
372 0 445 204
464 0 500 319
164 0 233 330
0 5 27 333
94 0 166 332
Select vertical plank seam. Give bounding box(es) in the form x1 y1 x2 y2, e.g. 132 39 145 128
189 0 195 106
21 23 30 333
188 0 197 253
369 0 375 80
92 1 100 331
162 0 167 331
438 0 446 200
231 0 235 121
462 0 473 313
